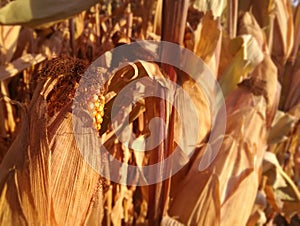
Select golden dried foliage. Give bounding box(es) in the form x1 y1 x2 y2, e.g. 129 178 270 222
0 0 300 225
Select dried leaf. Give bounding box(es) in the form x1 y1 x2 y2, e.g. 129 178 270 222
290 4 300 62
0 58 101 225
0 25 21 64
0 0 98 26
250 0 294 64
169 172 220 225
169 75 269 225
219 35 264 97
221 171 259 225
263 152 300 220
174 75 211 158
268 111 298 144
284 57 300 110
194 11 222 75
271 0 294 64
192 0 226 18
0 104 28 226
161 215 185 226
237 12 266 51
0 54 46 81
250 54 280 127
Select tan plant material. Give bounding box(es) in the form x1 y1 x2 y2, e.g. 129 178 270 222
0 57 102 225
193 11 222 76
237 12 266 52
1 0 300 225
192 0 226 18
0 83 16 135
263 152 300 221
290 4 300 63
0 0 98 27
168 82 268 225
250 0 294 65
167 31 279 224
0 54 46 81
219 35 264 97
284 56 300 111
0 25 21 64
271 0 294 65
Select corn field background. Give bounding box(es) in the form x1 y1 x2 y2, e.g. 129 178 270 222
1 0 300 225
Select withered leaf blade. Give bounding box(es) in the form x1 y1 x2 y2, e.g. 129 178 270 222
0 0 98 26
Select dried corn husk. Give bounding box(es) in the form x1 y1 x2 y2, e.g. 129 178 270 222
168 39 279 225
0 58 102 225
193 11 222 76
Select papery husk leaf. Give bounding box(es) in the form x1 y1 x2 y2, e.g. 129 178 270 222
0 58 102 225
219 35 264 97
169 81 269 225
221 170 259 225
218 33 234 77
237 12 266 52
246 191 268 226
237 11 279 127
215 94 267 200
251 54 280 127
169 171 220 225
194 11 222 76
212 89 267 225
174 74 211 158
